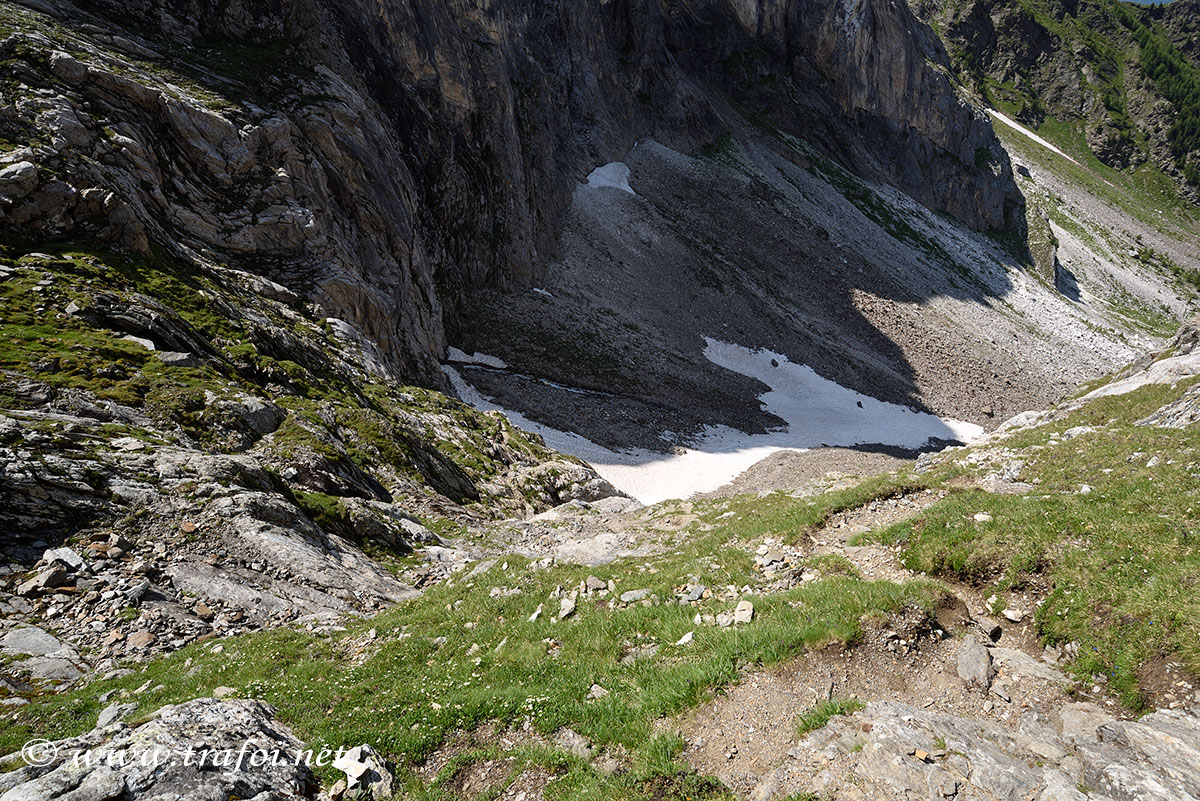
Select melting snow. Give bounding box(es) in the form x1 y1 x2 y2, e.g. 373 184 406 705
584 162 636 195
445 340 983 505
987 110 1079 165
446 347 508 369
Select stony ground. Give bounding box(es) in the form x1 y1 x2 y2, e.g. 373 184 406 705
454 128 1199 455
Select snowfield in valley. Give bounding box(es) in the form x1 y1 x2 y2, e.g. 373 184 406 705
445 339 982 504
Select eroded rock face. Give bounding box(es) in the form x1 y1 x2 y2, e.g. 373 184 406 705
0 0 1020 382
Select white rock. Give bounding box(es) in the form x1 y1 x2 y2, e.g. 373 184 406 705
558 597 576 620
333 744 394 800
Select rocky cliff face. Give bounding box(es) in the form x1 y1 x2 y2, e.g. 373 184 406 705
2 0 1020 385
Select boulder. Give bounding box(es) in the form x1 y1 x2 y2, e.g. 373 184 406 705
42 547 86 572
0 161 38 199
95 702 137 728
0 698 317 800
1 626 70 659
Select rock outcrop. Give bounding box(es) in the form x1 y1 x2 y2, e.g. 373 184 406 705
0 698 319 801
774 699 1200 800
0 245 617 694
0 0 1020 384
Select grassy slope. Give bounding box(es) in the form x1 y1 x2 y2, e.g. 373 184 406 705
0 241 580 527
5 368 1200 796
2 477 947 798
864 377 1200 709
993 121 1199 337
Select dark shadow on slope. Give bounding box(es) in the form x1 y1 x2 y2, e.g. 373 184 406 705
1055 259 1082 302
452 128 1031 456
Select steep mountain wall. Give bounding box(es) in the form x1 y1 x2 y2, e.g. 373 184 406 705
2 0 1020 384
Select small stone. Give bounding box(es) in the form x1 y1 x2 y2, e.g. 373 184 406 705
973 512 993 523
587 683 610 700
1002 608 1025 623
975 617 1003 642
620 589 650 603
34 566 70 589
96 702 136 728
126 631 156 649
957 637 994 691
558 597 576 620
586 576 607 591
43 547 86 572
733 600 754 624
676 631 694 646
529 604 543 622
125 579 151 603
213 686 236 699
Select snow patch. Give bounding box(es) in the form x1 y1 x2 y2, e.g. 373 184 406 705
532 288 554 298
445 340 983 505
584 162 636 195
987 110 1079 165
446 347 508 369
